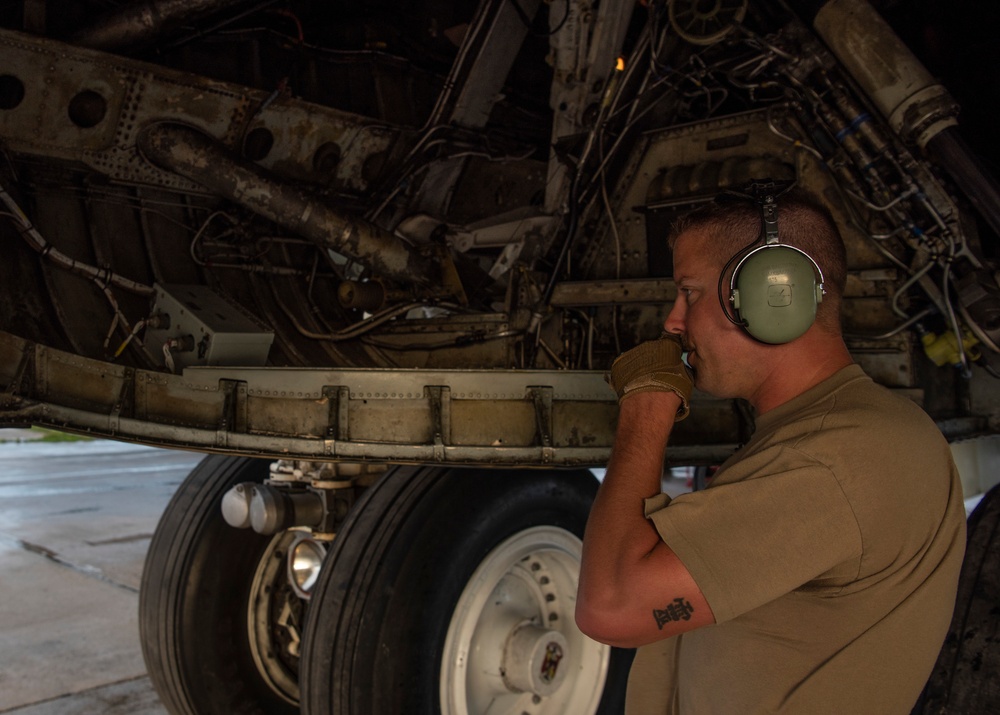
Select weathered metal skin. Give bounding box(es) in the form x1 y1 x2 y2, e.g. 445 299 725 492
2 0 1000 463
0 329 743 465
137 122 439 287
0 28 408 195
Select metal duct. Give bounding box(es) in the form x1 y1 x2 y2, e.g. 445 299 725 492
73 0 259 51
807 0 958 149
792 0 1000 239
138 122 437 287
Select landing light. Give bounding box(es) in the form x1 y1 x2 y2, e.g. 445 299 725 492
288 536 327 599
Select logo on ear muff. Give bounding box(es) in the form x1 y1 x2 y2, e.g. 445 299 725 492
718 183 826 344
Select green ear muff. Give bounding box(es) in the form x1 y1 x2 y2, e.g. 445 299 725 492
730 244 825 344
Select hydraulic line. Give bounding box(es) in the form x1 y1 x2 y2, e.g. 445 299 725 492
0 182 154 297
138 122 438 287
73 0 265 51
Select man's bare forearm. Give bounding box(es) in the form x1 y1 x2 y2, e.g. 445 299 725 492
585 392 676 572
576 391 714 646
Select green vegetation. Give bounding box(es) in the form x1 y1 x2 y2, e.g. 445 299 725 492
0 427 93 443
31 427 93 442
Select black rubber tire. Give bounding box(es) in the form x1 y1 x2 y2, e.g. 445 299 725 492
139 454 301 715
300 465 632 714
915 483 1000 713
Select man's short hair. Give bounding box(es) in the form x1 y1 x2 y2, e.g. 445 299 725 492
667 186 848 332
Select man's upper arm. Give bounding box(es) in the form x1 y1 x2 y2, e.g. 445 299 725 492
645 462 862 624
575 503 715 648
635 493 715 639
638 539 716 640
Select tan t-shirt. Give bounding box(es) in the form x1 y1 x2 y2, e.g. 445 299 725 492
627 365 966 714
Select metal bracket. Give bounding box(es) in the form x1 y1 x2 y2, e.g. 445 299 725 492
427 386 452 461
321 385 352 441
5 343 35 397
530 386 554 462
218 379 248 444
109 368 134 435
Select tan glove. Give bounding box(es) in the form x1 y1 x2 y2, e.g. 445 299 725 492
607 334 693 420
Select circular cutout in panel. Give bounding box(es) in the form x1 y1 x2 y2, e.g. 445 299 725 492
312 141 342 174
68 90 107 128
243 127 275 161
0 75 25 110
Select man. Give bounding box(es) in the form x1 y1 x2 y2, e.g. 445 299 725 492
576 186 967 713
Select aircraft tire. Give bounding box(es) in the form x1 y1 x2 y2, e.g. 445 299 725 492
915 482 1000 714
300 465 631 714
139 454 301 715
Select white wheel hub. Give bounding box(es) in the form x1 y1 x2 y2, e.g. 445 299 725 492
440 526 611 715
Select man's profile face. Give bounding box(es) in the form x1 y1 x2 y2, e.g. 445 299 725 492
663 227 760 400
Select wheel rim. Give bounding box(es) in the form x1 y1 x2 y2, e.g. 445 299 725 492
440 526 611 715
247 530 307 706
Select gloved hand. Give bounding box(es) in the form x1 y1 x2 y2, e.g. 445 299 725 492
607 334 693 420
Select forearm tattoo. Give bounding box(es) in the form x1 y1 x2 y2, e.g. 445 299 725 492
653 597 695 629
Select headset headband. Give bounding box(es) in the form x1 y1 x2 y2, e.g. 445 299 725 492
761 194 779 244
715 180 795 327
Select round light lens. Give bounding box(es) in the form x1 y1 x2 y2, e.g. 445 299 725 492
288 537 327 598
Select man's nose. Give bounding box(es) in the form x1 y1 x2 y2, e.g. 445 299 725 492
663 298 685 335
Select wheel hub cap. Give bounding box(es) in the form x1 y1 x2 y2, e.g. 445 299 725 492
502 625 569 696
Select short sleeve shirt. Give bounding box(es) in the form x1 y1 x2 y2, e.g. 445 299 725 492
625 365 966 714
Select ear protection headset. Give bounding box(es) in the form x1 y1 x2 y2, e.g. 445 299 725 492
717 182 826 344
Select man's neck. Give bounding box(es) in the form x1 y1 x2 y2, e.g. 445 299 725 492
748 334 854 415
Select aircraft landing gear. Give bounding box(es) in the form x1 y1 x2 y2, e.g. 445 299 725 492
139 458 630 714
139 455 301 714
300 465 631 714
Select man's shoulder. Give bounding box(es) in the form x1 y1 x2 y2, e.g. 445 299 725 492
780 364 933 431
753 366 948 467
826 367 938 430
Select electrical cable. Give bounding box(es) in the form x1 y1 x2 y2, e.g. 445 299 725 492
0 184 154 296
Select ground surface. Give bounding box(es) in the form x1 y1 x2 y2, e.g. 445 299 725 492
0 431 202 714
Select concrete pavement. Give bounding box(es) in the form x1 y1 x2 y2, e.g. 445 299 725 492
0 433 203 714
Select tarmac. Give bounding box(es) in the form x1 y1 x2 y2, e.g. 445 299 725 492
0 429 202 715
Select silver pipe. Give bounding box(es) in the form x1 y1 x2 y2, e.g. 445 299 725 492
138 123 437 286
806 0 958 149
73 0 257 51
